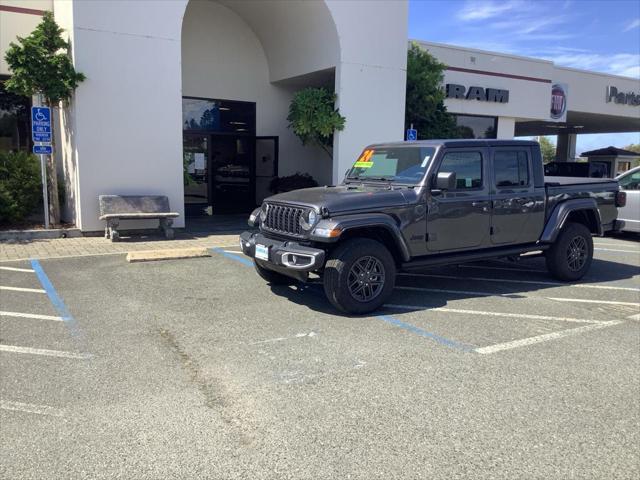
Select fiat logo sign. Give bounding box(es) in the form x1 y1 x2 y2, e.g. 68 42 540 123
550 84 567 119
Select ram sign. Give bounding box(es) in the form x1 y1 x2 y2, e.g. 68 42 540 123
445 84 510 103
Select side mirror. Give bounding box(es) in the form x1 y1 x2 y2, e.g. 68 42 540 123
435 171 456 191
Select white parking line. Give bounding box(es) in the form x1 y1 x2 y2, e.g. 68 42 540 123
474 321 623 354
398 273 640 292
628 313 640 321
0 266 35 273
547 297 640 307
0 286 46 294
595 248 639 253
385 304 604 324
594 242 636 247
394 285 640 308
0 400 63 417
0 311 63 322
0 345 91 359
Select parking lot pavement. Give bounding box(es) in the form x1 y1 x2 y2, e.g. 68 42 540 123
1 235 638 479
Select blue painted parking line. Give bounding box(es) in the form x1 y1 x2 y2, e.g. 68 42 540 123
30 259 82 338
210 248 470 352
211 248 254 267
375 314 475 352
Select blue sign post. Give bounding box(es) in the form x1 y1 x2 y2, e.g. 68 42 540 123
31 106 52 228
406 127 417 141
33 145 53 155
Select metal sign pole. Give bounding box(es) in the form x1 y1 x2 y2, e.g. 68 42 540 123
33 94 51 229
39 153 49 229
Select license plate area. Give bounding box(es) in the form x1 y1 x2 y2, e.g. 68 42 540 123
255 243 269 261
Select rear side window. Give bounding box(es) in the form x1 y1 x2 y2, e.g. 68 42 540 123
619 170 640 190
494 151 529 187
438 151 483 189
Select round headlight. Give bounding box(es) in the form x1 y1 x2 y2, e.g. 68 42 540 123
260 203 268 222
300 209 318 230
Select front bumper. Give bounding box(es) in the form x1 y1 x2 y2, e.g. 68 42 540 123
240 231 326 281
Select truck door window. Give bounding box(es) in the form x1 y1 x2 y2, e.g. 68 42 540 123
438 151 482 189
494 151 529 187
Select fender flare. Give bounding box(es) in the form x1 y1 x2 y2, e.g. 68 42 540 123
540 198 602 243
312 213 412 262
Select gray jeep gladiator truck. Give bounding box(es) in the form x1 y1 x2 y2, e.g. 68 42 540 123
240 140 625 314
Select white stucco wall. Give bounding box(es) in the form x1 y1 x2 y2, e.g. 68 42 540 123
329 0 409 182
418 41 553 123
553 66 640 117
0 0 52 75
54 0 408 231
55 0 186 231
181 0 331 188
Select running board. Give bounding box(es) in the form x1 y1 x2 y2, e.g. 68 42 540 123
401 244 549 271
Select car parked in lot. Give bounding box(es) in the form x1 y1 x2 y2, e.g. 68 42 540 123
615 165 640 233
241 140 624 314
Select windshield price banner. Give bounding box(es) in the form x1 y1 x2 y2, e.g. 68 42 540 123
354 149 374 168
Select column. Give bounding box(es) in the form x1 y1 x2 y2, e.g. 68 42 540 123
496 117 515 139
556 133 577 162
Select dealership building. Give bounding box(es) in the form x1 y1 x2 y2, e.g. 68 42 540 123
1 0 639 232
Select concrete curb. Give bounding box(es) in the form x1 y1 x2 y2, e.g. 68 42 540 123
0 228 82 242
126 247 212 263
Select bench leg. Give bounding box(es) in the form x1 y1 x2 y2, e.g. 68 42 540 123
107 219 120 242
159 218 174 240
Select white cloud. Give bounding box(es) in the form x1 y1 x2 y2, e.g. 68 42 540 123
457 0 524 21
541 53 640 78
623 19 640 32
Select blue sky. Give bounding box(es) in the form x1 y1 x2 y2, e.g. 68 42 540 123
408 0 640 153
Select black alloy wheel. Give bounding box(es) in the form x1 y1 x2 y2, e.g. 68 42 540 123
347 256 386 302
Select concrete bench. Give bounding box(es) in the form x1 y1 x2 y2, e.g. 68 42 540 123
98 195 179 241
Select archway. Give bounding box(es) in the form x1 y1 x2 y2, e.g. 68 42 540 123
180 0 340 216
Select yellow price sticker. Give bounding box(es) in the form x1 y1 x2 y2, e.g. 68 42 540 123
354 161 373 168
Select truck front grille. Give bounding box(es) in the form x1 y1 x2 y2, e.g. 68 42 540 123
262 203 305 237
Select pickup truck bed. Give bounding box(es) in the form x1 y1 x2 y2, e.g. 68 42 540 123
545 176 619 231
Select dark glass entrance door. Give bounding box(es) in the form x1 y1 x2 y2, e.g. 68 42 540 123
211 135 254 214
255 136 278 205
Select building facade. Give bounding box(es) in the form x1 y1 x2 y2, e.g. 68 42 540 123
1 1 638 233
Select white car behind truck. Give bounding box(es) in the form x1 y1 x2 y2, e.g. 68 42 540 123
616 166 640 233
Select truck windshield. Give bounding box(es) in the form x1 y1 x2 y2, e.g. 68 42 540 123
346 146 436 183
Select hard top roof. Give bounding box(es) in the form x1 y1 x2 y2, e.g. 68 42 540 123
366 139 539 149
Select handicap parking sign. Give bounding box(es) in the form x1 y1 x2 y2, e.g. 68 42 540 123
406 128 417 141
31 107 52 142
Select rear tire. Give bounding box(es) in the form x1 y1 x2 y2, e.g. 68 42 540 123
323 238 396 314
254 260 293 285
545 222 593 281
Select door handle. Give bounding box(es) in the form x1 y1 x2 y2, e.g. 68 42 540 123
471 201 487 207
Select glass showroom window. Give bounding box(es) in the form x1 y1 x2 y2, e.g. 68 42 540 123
0 77 31 153
454 114 497 139
182 97 255 134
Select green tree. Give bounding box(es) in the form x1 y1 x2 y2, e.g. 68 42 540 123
0 151 41 224
287 87 346 158
4 11 85 226
405 43 459 139
538 136 556 163
623 143 640 153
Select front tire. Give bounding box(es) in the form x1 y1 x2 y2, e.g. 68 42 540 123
254 260 293 285
323 238 396 314
545 222 593 281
